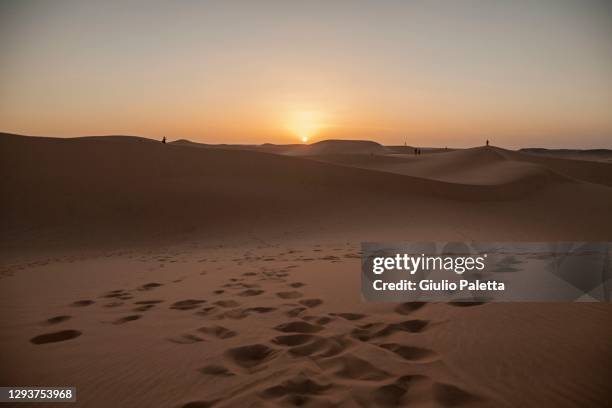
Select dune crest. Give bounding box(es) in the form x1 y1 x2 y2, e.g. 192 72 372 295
2 133 612 251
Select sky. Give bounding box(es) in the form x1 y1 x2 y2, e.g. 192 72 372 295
1 0 611 148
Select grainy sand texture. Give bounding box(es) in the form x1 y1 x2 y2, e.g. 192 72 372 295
1 133 611 407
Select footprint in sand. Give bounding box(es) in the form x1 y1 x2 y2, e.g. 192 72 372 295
343 253 361 259
285 307 307 317
196 306 218 317
237 289 264 297
133 304 155 312
170 299 207 310
395 302 427 315
216 309 249 320
216 307 277 319
373 382 410 406
271 334 315 347
351 320 429 341
199 364 234 377
30 330 82 345
140 282 163 291
260 373 332 402
288 282 305 288
276 291 303 299
302 315 333 325
224 344 279 370
113 315 142 325
168 334 205 344
133 300 163 311
134 300 164 305
378 343 438 363
299 299 323 308
320 255 340 262
198 325 237 339
281 334 351 358
102 289 133 300
321 353 391 381
274 321 324 333
214 300 241 308
331 312 366 321
245 307 276 314
71 300 95 307
44 315 71 325
238 283 260 289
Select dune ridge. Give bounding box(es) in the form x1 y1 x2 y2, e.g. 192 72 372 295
2 133 612 252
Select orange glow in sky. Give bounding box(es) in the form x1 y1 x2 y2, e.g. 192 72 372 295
287 111 326 143
1 1 611 148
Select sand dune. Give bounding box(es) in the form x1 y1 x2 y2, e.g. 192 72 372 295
171 139 388 156
313 147 554 184
171 139 307 155
171 137 612 187
2 133 612 251
1 133 612 407
1 133 411 250
2 241 610 407
520 148 612 163
499 148 612 187
286 140 388 156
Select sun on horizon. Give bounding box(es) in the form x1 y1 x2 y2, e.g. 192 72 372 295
287 110 325 145
1 1 611 149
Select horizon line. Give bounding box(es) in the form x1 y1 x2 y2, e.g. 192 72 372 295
2 131 612 151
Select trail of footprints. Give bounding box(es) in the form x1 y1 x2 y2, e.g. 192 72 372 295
29 245 489 407
176 261 486 407
188 299 485 407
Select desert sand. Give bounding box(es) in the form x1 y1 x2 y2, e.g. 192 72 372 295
519 148 612 163
1 133 611 407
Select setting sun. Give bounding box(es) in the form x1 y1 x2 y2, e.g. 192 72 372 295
287 110 325 144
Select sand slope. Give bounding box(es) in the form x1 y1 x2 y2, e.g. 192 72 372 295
2 133 612 252
309 145 612 186
1 241 611 408
0 133 408 249
170 139 307 155
1 133 612 407
287 140 388 156
520 148 612 163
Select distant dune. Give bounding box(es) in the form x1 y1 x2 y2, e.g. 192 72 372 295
286 139 387 156
170 139 388 156
520 147 612 163
312 145 612 187
171 139 305 155
2 132 612 251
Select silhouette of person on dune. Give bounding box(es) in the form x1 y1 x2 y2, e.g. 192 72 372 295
162 136 166 144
